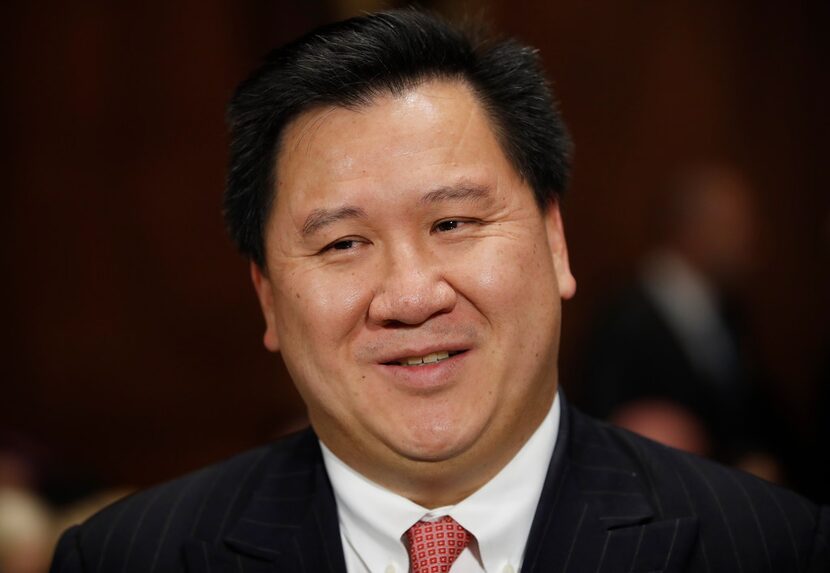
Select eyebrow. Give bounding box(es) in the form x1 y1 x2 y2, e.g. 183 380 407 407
419 183 494 206
301 205 368 237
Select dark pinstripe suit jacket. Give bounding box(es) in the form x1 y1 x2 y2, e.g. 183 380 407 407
51 399 829 572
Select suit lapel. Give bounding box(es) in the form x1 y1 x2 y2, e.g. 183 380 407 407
180 400 698 572
183 430 347 573
523 399 698 572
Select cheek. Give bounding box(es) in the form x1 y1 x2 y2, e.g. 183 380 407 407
455 239 551 305
276 269 370 347
274 271 372 411
307 277 366 320
455 238 559 360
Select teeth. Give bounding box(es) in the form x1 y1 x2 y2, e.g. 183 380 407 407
400 351 450 366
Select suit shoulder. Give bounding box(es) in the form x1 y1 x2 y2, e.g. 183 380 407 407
571 409 828 570
59 430 316 572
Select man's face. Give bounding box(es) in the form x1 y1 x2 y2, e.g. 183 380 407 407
253 80 575 498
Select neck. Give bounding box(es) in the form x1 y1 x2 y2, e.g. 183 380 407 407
316 390 556 508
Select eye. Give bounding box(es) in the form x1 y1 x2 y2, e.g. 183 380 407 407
320 237 366 254
434 219 465 233
330 239 357 250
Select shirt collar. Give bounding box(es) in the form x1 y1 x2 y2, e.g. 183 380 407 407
641 250 719 338
320 441 425 572
320 393 560 572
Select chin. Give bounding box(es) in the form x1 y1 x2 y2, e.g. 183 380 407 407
392 421 483 464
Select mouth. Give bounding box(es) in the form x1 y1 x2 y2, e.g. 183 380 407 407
383 350 466 366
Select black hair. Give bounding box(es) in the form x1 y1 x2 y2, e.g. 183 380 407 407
225 8 571 267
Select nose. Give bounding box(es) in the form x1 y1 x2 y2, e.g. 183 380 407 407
367 244 457 326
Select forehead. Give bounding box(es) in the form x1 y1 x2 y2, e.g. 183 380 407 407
272 80 520 209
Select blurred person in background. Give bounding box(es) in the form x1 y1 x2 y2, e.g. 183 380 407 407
0 441 131 573
0 442 50 573
0 483 132 573
0 488 52 573
579 165 783 481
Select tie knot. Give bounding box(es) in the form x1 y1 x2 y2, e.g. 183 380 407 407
406 515 471 573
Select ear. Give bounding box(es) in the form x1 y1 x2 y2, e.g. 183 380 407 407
250 261 281 352
544 200 577 300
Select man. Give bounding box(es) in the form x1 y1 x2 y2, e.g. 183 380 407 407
580 166 783 480
51 9 828 573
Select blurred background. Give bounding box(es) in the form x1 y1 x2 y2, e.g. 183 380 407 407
2 0 829 568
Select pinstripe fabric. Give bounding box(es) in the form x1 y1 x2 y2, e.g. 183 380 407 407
50 399 829 572
522 406 829 572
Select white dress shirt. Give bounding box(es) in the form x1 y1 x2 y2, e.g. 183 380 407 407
320 394 560 573
641 251 739 384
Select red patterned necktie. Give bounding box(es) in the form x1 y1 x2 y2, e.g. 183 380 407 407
406 515 471 573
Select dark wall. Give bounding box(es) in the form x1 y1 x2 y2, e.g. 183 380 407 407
2 2 327 487
3 1 828 492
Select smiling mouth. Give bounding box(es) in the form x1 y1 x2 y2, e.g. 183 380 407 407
385 350 465 366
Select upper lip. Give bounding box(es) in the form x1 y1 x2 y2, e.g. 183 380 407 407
375 344 470 365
